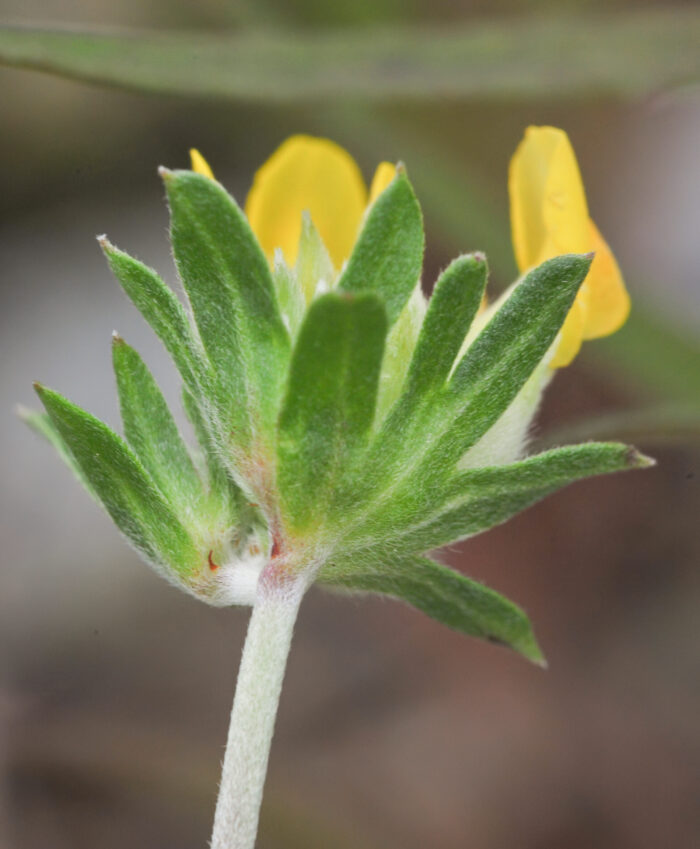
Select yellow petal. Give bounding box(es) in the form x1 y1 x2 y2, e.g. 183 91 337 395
509 125 629 368
190 148 214 180
509 126 590 272
550 296 586 368
581 219 630 339
245 135 367 268
368 161 397 205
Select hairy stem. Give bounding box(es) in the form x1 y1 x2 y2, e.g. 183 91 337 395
210 572 305 849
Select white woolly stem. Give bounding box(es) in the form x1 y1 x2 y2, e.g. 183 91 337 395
210 572 305 849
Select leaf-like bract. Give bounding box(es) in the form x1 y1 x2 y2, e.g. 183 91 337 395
112 336 203 511
445 254 593 456
277 292 387 530
320 554 544 664
35 384 200 577
101 240 205 395
337 171 423 326
163 170 290 453
343 442 650 558
404 253 487 405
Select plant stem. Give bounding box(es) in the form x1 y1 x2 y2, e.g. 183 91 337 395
210 572 305 849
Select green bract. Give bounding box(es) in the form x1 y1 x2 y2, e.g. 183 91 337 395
24 167 651 663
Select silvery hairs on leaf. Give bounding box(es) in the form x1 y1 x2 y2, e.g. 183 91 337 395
23 166 652 664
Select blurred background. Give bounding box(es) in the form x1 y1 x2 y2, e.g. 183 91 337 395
1 1 699 847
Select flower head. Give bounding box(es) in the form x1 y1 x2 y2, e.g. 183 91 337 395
24 131 650 664
509 126 630 366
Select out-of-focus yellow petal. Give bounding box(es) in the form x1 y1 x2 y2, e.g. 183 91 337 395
190 148 214 179
368 162 396 205
509 125 630 368
509 129 554 271
582 219 630 339
245 135 367 268
509 126 590 272
549 296 586 368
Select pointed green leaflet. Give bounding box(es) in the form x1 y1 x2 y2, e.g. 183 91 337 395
112 336 203 511
162 170 290 453
35 383 200 577
320 554 544 664
277 291 387 530
337 170 423 326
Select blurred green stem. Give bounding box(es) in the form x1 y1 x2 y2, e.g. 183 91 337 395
211 572 306 849
1 11 698 102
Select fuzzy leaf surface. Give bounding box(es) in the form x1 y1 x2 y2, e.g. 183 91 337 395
272 254 306 338
101 240 204 394
112 337 203 510
389 254 593 516
295 212 335 302
35 384 200 576
182 386 245 516
359 254 485 493
320 554 544 664
354 254 592 523
402 252 486 407
446 254 592 453
163 170 290 449
337 171 423 326
277 292 387 530
374 286 426 425
348 442 650 558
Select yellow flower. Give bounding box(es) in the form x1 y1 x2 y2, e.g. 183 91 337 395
190 137 395 270
509 126 630 367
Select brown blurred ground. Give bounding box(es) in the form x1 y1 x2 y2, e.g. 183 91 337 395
1 1 699 847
